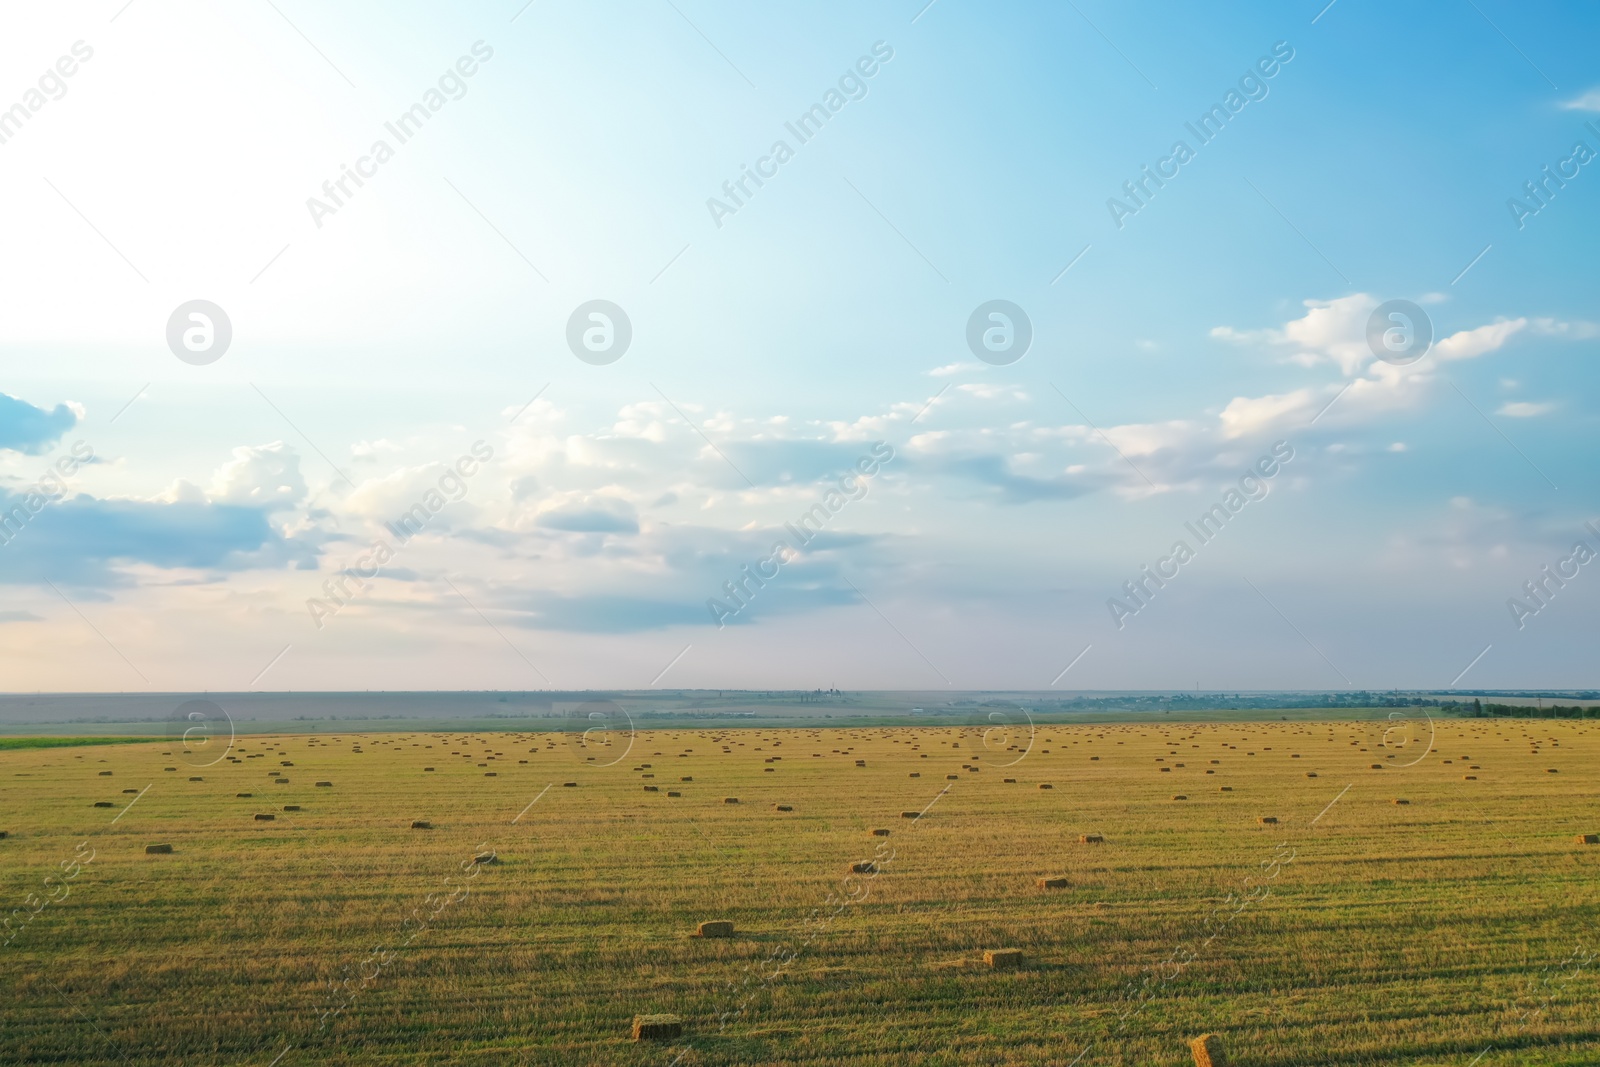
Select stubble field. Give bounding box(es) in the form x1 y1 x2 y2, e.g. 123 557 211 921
3 713 1598 1066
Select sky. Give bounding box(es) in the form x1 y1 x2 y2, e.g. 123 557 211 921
0 0 1597 693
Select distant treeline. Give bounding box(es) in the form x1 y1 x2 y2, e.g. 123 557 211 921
1047 693 1478 712
1479 701 1600 719
0 736 150 750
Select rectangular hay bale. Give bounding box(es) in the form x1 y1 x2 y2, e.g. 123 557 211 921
632 1014 683 1041
984 948 1023 969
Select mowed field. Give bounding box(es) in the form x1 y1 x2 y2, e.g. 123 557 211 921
4 715 1599 1066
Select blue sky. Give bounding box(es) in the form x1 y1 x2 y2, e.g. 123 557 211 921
1 0 1597 692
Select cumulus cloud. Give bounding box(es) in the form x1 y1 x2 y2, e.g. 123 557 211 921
208 442 308 509
344 462 478 529
1212 294 1378 375
1211 296 1536 377
0 393 81 455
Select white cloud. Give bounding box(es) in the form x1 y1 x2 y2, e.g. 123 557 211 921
343 462 477 529
1213 294 1379 375
207 443 307 510
1559 88 1600 111
352 439 404 462
1532 317 1600 339
1218 388 1319 439
1434 318 1527 361
955 382 1029 401
1214 298 1541 376
1497 401 1554 418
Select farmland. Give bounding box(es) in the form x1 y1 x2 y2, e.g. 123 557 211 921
3 713 1598 1065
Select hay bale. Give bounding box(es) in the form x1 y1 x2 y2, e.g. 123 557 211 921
855 760 866 766
473 851 498 864
145 843 173 854
1369 764 1383 770
1576 834 1599 845
1257 816 1278 825
870 828 891 837
188 776 204 782
283 805 301 811
900 811 920 819
1003 778 1016 783
424 767 435 771
1037 876 1068 889
667 791 681 797
411 820 433 829
1038 783 1053 790
850 861 878 874
315 781 333 788
984 948 1023 969
1219 786 1233 792
97 770 112 776
1464 775 1477 780
696 920 734 938
946 774 959 780
485 772 498 777
1305 772 1318 778
0 831 7 839
254 813 275 821
1548 768 1560 774
1392 798 1409 805
775 804 793 811
1189 1032 1226 1066
632 1014 683 1041
236 792 253 798
92 801 113 808
644 785 659 792
724 797 739 804
1079 833 1104 844
1172 795 1188 801
681 776 693 782
909 772 921 778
